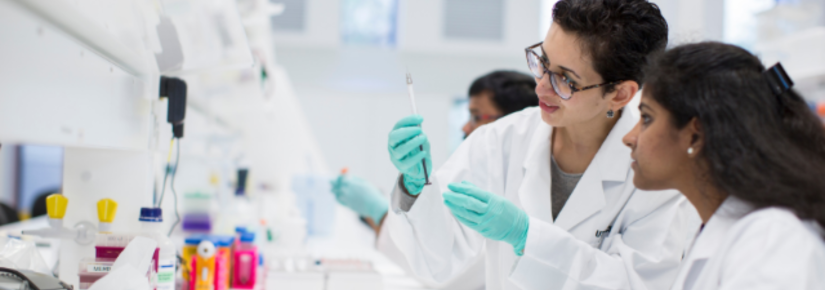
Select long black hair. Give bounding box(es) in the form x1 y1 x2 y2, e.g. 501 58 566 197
645 42 825 231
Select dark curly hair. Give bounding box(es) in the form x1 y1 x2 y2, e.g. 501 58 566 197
468 70 538 115
646 41 825 232
553 0 668 92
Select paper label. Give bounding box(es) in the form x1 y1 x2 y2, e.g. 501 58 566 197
157 258 176 290
86 265 112 273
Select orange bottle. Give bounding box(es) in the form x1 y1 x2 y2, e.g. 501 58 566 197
192 240 216 290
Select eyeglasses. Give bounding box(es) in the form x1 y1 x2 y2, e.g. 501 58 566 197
525 42 623 100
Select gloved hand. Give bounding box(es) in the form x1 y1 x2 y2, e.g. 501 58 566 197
330 174 389 224
387 115 433 195
443 181 530 256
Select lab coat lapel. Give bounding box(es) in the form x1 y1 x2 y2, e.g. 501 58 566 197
676 197 753 290
686 197 752 261
517 122 554 224
554 108 635 231
552 157 607 231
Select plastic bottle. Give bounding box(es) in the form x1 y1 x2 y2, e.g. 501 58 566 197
233 194 256 230
139 207 177 290
193 240 216 290
182 234 208 287
213 235 234 290
232 231 257 289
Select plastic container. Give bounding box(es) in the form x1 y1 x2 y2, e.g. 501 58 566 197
95 233 137 259
232 231 257 289
78 258 115 290
213 236 234 290
183 192 212 214
232 170 259 231
182 213 212 233
139 207 176 290
233 226 248 249
233 195 257 230
182 234 208 286
191 240 217 290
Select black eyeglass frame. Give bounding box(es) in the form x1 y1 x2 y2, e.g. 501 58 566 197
524 42 624 100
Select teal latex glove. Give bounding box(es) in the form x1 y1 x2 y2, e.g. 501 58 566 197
330 174 389 223
443 181 530 256
387 115 433 195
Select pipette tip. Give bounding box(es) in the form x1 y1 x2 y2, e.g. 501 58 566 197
406 71 413 85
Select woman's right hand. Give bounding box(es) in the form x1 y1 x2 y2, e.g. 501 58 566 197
387 115 433 195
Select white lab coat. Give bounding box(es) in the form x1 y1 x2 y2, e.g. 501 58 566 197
671 197 825 290
377 222 486 290
385 106 698 290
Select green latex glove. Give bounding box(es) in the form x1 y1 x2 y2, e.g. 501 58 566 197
387 115 433 195
330 174 389 224
443 181 530 256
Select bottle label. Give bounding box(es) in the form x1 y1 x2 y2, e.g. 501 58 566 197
87 265 112 273
157 258 176 290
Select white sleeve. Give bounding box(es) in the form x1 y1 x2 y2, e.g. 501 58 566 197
717 211 825 290
509 190 695 290
376 224 486 290
385 125 504 285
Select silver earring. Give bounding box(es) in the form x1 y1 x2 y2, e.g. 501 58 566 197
606 109 615 118
687 147 694 155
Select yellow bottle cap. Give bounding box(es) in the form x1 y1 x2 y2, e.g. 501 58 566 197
209 172 220 186
97 198 118 223
46 194 68 220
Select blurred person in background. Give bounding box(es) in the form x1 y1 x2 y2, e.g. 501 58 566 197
461 71 539 138
330 70 537 290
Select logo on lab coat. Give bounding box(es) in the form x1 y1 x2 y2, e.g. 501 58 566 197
595 226 612 238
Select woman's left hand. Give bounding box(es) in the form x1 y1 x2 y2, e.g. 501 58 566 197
443 181 530 256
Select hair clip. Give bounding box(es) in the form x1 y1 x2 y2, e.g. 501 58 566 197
763 63 793 96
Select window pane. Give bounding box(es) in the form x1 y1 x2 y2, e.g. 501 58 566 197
271 0 306 32
724 0 776 50
341 0 398 46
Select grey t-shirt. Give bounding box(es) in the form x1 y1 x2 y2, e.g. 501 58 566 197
551 155 583 221
395 156 583 221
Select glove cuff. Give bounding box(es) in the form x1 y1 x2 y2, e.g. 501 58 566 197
510 214 530 256
365 192 389 224
367 205 389 225
402 175 426 195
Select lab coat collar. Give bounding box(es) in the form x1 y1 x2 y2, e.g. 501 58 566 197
554 108 635 230
684 196 754 261
596 107 636 182
517 122 554 224
517 106 635 230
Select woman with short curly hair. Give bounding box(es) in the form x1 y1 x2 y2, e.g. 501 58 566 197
382 0 697 289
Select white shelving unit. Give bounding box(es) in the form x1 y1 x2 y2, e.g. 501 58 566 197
0 0 259 287
0 1 161 286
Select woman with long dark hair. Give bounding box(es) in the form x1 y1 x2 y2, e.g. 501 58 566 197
623 42 825 290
